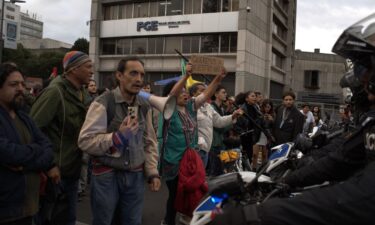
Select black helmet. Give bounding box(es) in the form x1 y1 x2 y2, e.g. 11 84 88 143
333 14 375 122
332 13 375 69
333 13 375 94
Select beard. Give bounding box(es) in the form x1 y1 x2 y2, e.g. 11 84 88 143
10 94 25 110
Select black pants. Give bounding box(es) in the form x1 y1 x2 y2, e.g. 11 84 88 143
207 147 224 176
164 177 179 225
241 135 254 165
0 217 32 225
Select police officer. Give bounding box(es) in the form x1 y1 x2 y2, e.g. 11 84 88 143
211 13 375 225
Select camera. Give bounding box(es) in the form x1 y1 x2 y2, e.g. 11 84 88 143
246 6 251 12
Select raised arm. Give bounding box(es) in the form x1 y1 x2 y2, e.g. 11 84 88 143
195 67 226 109
169 63 192 97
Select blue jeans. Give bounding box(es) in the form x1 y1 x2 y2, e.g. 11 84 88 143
198 150 208 168
91 171 145 225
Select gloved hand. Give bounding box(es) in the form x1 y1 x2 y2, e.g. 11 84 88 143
211 202 260 225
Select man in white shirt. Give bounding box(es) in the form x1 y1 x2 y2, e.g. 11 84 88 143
189 83 241 167
300 104 315 134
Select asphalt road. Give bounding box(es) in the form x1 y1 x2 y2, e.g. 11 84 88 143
77 179 169 225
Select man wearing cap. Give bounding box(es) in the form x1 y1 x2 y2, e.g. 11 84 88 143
30 51 93 225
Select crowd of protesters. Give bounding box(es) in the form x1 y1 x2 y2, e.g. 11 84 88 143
0 51 351 225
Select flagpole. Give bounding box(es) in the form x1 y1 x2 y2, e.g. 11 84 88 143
174 49 212 83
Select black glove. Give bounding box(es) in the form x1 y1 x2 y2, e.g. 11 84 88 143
210 202 260 225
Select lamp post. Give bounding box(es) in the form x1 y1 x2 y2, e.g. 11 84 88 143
0 0 25 63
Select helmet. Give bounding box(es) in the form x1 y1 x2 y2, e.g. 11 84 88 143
332 13 375 69
333 13 375 122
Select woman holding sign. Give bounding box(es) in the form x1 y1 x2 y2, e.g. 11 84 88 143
158 61 226 225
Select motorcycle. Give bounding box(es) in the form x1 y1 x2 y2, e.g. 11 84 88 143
191 126 341 225
190 141 298 225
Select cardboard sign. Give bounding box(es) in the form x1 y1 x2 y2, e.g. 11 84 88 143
190 55 224 75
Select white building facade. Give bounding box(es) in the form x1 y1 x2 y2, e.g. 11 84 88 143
90 0 296 97
1 2 21 49
20 11 43 40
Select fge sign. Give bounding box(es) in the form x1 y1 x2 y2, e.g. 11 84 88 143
137 21 158 31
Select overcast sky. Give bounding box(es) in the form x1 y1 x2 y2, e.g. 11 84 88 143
296 0 375 53
20 0 375 53
21 0 91 44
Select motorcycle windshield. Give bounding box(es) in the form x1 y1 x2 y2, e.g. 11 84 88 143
332 13 375 67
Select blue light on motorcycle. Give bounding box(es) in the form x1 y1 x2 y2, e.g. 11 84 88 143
196 194 228 212
211 194 228 204
211 196 222 204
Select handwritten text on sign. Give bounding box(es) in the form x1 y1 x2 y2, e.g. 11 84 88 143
190 55 224 75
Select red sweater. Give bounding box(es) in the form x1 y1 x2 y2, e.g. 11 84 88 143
175 148 208 217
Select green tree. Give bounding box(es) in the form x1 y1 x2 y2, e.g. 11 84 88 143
3 44 65 79
3 44 33 67
71 38 89 54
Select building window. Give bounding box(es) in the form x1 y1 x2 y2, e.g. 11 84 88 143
111 5 118 20
167 0 183 15
184 0 193 14
116 39 131 55
201 34 219 53
6 6 15 12
165 36 182 54
5 14 15 20
103 5 118 20
184 0 202 14
159 1 167 16
132 38 147 54
101 32 237 56
222 0 229 12
118 4 125 19
203 0 220 13
182 35 200 53
149 2 160 17
119 4 133 19
191 36 200 53
221 33 237 53
148 37 164 54
275 0 288 13
102 0 240 20
193 0 202 13
220 33 230 53
304 70 320 89
229 33 237 52
134 2 149 18
102 39 116 55
272 50 284 70
232 0 239 11
273 17 287 41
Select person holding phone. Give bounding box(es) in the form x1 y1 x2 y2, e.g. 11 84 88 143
78 57 160 225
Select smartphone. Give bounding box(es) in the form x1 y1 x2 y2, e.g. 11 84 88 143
128 106 138 119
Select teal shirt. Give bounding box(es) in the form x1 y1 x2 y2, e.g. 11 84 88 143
157 100 198 165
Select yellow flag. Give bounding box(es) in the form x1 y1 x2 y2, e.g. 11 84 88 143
181 59 201 89
186 76 200 89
